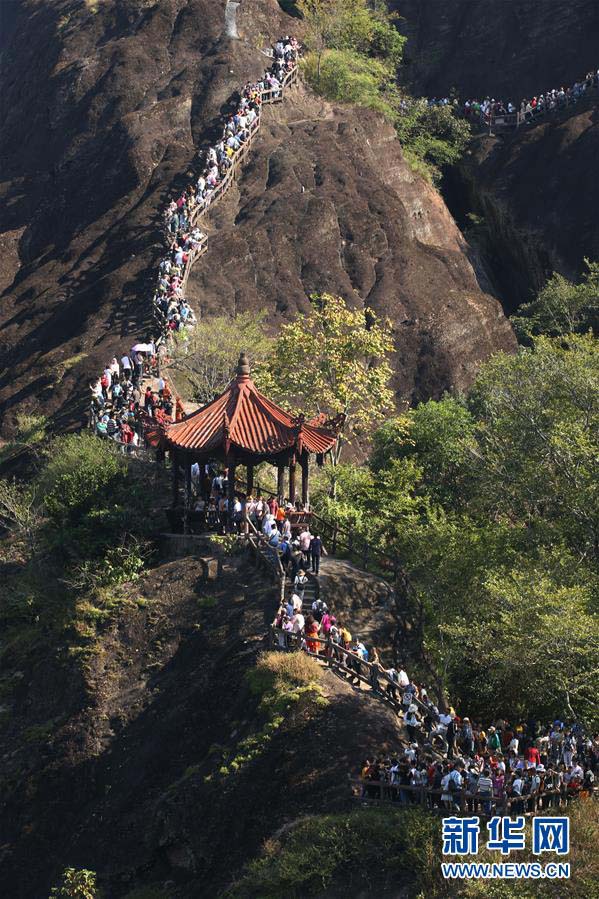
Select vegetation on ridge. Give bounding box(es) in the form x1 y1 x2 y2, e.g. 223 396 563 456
312 330 599 726
224 800 599 898
297 0 471 181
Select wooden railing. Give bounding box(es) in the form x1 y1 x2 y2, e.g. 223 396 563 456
247 521 286 602
269 625 437 723
167 63 299 327
348 778 580 818
480 79 599 131
233 473 397 578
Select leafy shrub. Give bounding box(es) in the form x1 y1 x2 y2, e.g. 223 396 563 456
247 651 322 697
511 258 599 341
224 808 440 897
395 100 472 182
50 867 98 898
303 49 396 116
39 435 126 523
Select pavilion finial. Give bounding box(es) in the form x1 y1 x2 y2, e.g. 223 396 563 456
236 353 251 378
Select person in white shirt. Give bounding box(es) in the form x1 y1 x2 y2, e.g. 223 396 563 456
404 744 417 763
109 357 120 382
511 773 524 813
441 771 453 809
398 668 410 688
294 570 308 597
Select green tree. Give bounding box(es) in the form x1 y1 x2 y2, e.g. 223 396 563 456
50 867 98 899
395 100 472 182
469 333 599 558
298 0 404 81
511 258 599 341
262 293 394 463
371 398 476 504
334 333 599 720
168 310 273 405
302 49 397 116
445 564 599 725
297 0 346 81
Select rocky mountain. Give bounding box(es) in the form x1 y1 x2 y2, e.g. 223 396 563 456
450 106 599 309
0 541 404 898
395 0 599 100
394 0 599 308
0 0 514 437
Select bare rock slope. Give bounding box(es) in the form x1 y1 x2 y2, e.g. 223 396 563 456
187 79 515 403
0 0 513 436
395 0 599 100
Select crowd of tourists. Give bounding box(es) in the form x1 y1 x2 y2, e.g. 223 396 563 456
89 38 298 443
271 561 384 665
157 36 298 335
358 716 598 813
185 468 319 550
423 65 599 126
89 347 179 447
270 591 598 814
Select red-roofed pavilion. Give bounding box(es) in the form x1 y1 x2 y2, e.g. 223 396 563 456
165 354 340 528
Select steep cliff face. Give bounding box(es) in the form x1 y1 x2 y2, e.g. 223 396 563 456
450 107 599 309
0 550 403 898
392 0 599 309
394 0 599 100
187 82 514 404
0 0 514 435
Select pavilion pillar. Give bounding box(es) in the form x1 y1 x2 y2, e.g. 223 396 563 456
183 454 192 534
246 463 254 497
289 459 297 505
301 454 310 509
227 455 237 530
277 463 285 503
171 451 180 508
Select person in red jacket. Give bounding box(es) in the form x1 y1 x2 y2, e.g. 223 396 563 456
526 744 541 768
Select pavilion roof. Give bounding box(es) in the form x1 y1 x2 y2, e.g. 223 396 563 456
165 354 338 459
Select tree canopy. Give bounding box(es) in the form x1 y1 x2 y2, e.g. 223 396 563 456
511 259 599 341
260 293 394 462
168 310 273 405
313 333 599 724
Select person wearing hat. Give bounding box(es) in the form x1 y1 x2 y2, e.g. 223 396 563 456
461 717 474 757
488 726 501 753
